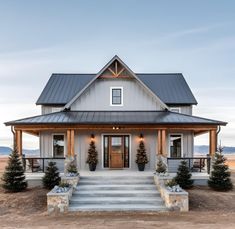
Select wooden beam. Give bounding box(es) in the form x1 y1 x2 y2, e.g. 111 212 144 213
67 130 71 157
209 129 217 156
108 67 117 76
71 129 75 157
161 129 167 157
157 130 162 155
116 68 125 77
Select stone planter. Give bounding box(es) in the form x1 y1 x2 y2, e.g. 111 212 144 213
47 186 73 214
154 175 189 212
61 174 80 189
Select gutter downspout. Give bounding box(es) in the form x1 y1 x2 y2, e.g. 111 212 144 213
216 125 221 150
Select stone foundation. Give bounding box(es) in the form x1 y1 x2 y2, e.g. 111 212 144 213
154 175 189 212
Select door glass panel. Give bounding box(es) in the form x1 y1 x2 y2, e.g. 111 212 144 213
111 137 122 153
124 136 129 168
104 136 109 168
170 135 182 158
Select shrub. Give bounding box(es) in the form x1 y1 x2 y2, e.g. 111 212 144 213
208 146 233 191
86 140 98 165
165 179 177 188
42 161 61 189
175 160 193 189
67 161 78 174
156 157 167 174
2 146 27 192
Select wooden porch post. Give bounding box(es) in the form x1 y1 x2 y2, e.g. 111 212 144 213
161 129 167 157
15 130 22 155
209 129 217 156
157 130 162 155
67 130 71 157
71 129 75 157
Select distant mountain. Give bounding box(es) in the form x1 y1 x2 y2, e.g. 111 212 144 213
194 145 235 155
0 146 40 156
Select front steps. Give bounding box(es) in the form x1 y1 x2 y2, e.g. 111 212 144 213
68 175 167 211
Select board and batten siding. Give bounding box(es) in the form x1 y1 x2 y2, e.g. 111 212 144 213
70 78 163 111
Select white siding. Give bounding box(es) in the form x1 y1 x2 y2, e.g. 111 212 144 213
169 106 192 115
41 106 63 114
71 78 163 111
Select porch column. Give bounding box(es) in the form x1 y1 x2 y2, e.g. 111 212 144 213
161 129 167 157
209 129 217 156
67 130 71 157
157 130 162 155
71 129 75 157
15 130 22 155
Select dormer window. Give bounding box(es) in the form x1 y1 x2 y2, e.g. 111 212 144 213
110 87 123 106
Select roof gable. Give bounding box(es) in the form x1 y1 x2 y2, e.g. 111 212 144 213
64 55 168 109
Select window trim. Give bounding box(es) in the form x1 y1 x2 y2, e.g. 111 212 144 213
52 133 66 158
170 107 181 113
110 87 123 106
168 133 183 158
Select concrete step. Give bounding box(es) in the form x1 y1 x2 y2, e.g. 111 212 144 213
78 180 154 185
76 184 157 191
73 190 160 198
68 204 168 212
70 197 164 205
79 176 154 181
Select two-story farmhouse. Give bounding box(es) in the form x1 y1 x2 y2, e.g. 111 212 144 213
5 56 226 172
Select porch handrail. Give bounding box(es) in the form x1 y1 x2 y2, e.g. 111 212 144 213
167 156 211 174
22 156 65 173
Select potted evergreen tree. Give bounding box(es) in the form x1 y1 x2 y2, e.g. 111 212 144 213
136 136 148 171
86 138 98 171
208 146 233 191
156 157 167 174
2 145 27 192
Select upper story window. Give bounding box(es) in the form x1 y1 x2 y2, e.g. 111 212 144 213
110 87 123 106
53 134 65 158
170 107 181 113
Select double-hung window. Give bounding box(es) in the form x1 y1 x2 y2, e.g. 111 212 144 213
110 87 123 106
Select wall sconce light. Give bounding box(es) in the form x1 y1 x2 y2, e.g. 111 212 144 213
112 126 120 130
91 134 95 141
140 133 144 141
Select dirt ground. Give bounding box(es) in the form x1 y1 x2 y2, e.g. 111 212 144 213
0 174 234 229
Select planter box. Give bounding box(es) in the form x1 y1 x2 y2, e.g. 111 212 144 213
61 174 80 188
154 175 189 212
47 186 73 213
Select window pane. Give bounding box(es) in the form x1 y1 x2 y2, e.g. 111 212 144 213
112 96 121 104
112 89 121 96
170 108 180 113
111 137 122 153
170 135 182 158
53 135 64 158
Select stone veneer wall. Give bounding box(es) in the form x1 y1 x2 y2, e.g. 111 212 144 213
154 175 189 212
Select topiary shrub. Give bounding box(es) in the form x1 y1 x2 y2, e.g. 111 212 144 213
1 146 27 192
208 146 233 191
136 139 148 171
42 161 61 189
86 140 98 171
67 161 78 175
175 160 193 189
156 157 167 174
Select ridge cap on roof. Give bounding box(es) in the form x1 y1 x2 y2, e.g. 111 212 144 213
136 73 183 75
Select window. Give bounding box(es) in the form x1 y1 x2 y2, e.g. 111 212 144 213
110 87 123 106
53 135 65 157
169 134 182 158
170 107 181 113
51 107 62 113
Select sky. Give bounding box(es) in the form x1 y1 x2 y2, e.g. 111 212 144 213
0 0 235 149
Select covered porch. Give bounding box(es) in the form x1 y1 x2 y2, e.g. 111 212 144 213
5 110 226 173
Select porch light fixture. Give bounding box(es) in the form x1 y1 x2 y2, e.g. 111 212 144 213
91 134 95 140
140 133 144 141
112 126 120 130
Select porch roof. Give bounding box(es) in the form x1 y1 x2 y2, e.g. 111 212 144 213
5 111 227 126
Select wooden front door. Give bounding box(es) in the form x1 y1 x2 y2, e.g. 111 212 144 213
109 136 124 168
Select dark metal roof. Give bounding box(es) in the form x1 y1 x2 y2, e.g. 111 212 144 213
36 73 197 106
36 74 96 105
5 111 226 126
136 74 197 105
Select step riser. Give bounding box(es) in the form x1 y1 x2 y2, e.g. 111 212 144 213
79 181 154 185
77 187 157 191
70 200 164 205
72 193 160 198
